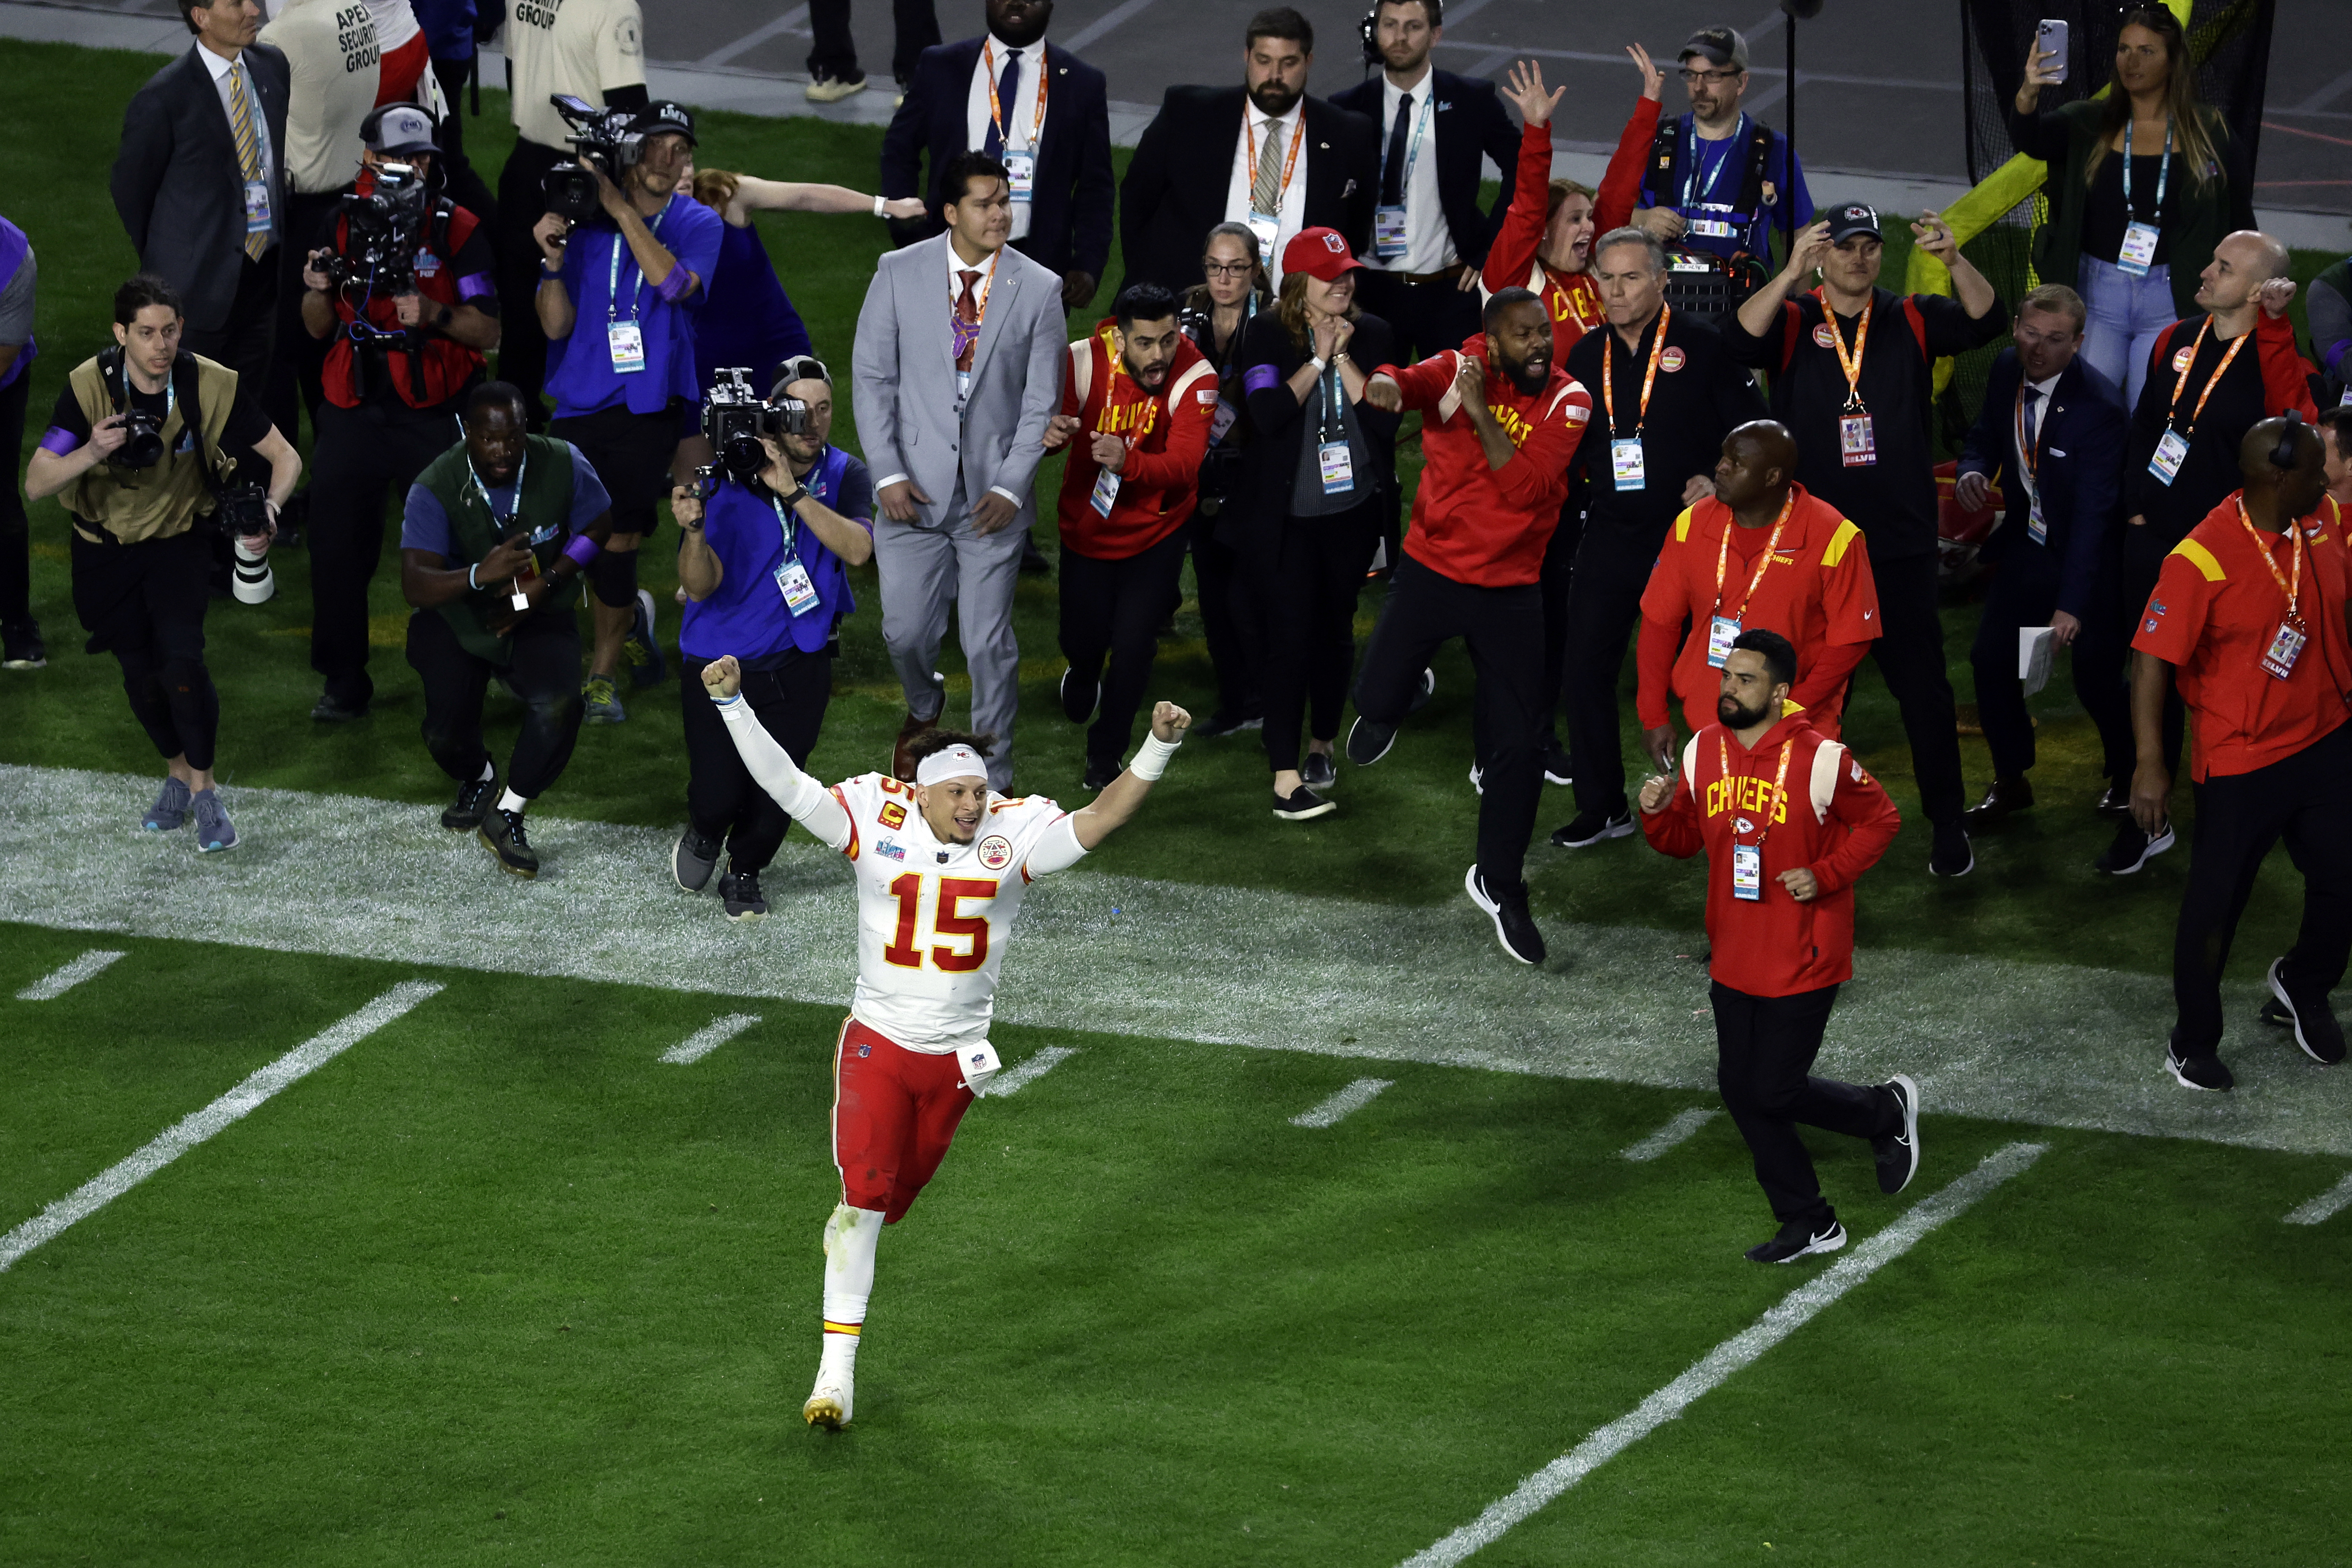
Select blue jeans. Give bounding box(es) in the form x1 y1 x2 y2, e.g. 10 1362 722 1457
2079 255 2175 410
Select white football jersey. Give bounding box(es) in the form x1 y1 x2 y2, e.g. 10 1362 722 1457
830 773 1072 1052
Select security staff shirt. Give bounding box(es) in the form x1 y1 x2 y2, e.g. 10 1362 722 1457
1564 305 1763 540
501 0 646 149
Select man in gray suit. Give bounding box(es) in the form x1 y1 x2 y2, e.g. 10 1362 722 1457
854 150 1065 791
111 0 292 424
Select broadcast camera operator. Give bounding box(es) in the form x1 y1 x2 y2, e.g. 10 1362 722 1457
534 97 723 723
667 355 874 922
299 102 500 723
24 273 300 854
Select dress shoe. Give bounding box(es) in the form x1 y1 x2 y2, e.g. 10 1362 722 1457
2095 780 2131 815
1961 775 2034 827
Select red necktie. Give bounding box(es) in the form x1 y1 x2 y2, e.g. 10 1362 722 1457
954 270 982 371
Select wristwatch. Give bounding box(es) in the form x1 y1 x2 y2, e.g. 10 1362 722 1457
779 484 810 510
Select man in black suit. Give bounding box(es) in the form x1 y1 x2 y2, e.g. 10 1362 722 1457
1953 283 2132 827
881 0 1114 315
1330 0 1517 363
1118 7 1379 296
111 0 291 404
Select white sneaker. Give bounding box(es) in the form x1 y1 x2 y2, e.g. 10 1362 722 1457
805 74 867 104
805 1371 854 1429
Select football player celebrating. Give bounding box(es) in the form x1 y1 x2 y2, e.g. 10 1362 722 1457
700 654 1190 1430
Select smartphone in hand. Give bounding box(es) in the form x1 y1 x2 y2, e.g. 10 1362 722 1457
2035 18 2070 84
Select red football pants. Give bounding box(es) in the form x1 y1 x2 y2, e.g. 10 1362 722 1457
833 1018 976 1224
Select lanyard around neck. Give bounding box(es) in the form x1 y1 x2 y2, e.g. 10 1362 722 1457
1245 110 1305 215
2235 496 2307 627
982 40 1049 149
467 445 526 523
1680 114 1746 211
2164 316 2249 437
1717 733 1796 848
605 201 666 324
2121 116 2172 223
1812 288 1872 411
1603 303 1672 437
1713 490 1796 623
1380 87 1435 198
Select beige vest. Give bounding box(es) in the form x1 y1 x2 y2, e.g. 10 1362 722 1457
65 353 242 544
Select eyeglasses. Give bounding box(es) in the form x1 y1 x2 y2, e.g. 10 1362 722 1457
1202 261 1257 278
1679 68 1743 85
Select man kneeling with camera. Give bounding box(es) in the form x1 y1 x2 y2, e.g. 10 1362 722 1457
26 273 300 852
398 381 615 879
668 356 874 920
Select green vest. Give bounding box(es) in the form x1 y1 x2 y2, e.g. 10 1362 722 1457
65 353 242 544
415 434 582 664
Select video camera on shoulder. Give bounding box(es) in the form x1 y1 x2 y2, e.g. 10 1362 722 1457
541 94 646 222
326 161 431 295
700 367 811 487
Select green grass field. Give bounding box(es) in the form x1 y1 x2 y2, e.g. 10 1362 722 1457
4 38 2351 1565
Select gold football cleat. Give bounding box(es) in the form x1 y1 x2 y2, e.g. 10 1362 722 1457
804 1391 848 1430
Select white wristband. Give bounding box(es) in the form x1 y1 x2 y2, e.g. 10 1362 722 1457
1307 355 1327 373
872 194 888 218
1130 733 1180 782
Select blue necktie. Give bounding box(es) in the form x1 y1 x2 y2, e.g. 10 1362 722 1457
985 48 1021 161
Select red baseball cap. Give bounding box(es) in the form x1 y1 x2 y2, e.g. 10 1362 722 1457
1281 227 1363 282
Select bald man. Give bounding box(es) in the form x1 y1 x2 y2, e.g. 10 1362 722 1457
2130 416 2352 1091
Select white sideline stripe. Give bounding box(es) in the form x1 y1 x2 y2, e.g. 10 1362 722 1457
660 1013 762 1065
695 6 810 68
1293 1078 1396 1128
1061 0 1163 54
16 949 128 1001
1619 1107 1718 1162
990 1046 1076 1097
1399 1141 2049 1568
0 981 442 1274
2283 1171 2352 1226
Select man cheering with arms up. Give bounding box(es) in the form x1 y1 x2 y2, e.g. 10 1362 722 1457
700 656 1190 1429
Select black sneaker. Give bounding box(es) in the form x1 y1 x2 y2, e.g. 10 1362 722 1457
1301 751 1336 790
2259 996 2293 1027
2095 780 2131 816
1060 667 1099 724
1465 864 1546 965
2095 818 2175 875
479 807 540 879
2267 957 2348 1065
1 618 45 670
1407 666 1436 715
1746 1215 1847 1264
1272 786 1335 822
442 773 496 831
1872 1074 1921 1195
674 826 722 892
1082 755 1122 791
2164 1035 2233 1092
1192 710 1264 739
1539 738 1574 787
1929 820 1974 877
718 865 768 921
310 690 369 722
1345 716 1397 767
1550 809 1634 849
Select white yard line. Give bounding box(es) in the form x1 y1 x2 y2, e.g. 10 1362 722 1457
2283 1171 2352 1226
1619 1107 1717 1162
1061 0 1164 54
659 1013 762 1065
1398 1142 2049 1568
694 7 810 69
0 981 442 1274
1293 1077 1396 1128
15 948 127 1001
990 1046 1077 1097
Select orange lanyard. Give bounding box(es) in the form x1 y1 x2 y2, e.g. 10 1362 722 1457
980 40 1049 151
1094 348 1159 449
1244 111 1305 214
1717 735 1796 848
1602 302 1673 437
1713 491 1796 622
951 247 1003 334
2013 385 2043 485
2164 317 2249 437
1813 289 1870 411
2235 497 2307 628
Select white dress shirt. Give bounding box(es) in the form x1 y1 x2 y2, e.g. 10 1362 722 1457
965 35 1049 244
1224 98 1308 286
197 41 279 249
1361 64 1452 274
2012 368 2063 529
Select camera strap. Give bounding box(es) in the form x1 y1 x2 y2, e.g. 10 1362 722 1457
169 353 233 499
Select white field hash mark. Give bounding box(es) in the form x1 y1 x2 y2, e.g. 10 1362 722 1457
1293 1077 1396 1128
1398 1141 2049 1568
16 949 129 1001
0 981 443 1274
1620 1107 1719 1161
2283 1171 2352 1226
990 1046 1077 1097
659 1013 762 1065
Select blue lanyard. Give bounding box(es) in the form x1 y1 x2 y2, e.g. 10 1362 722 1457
1378 88 1435 202
604 201 668 325
770 454 833 560
1679 114 1745 212
2122 117 2172 224
467 445 532 536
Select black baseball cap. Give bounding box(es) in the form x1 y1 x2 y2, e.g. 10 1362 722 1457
1824 201 1883 244
631 101 698 146
1679 26 1749 71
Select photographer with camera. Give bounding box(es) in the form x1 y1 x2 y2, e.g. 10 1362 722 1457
668 356 875 921
398 381 615 878
534 98 723 724
24 274 300 853
298 102 499 722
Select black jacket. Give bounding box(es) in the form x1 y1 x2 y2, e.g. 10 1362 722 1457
1565 307 1764 539
1236 308 1400 551
879 35 1115 281
1957 349 2128 621
1118 87 1379 295
1326 68 1519 268
111 42 293 333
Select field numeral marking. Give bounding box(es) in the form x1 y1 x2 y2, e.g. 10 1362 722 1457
17 949 128 1001
1293 1078 1395 1128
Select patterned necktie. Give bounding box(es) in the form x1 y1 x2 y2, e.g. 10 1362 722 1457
955 270 983 371
985 48 1020 161
1250 118 1285 216
1380 94 1412 207
2020 384 2042 458
227 61 267 261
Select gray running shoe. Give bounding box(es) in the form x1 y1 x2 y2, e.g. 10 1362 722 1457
144 776 193 832
191 788 239 852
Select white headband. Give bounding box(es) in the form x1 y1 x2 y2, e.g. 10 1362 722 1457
915 745 988 787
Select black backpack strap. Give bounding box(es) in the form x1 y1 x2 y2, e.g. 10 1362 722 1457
1647 115 1681 206
1738 123 1775 214
170 352 229 496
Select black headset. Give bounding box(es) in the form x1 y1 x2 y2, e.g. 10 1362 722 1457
2270 409 2307 471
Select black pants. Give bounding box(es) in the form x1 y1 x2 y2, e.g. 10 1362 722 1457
0 367 29 626
1354 268 1481 367
1862 547 1966 828
1563 521 1660 819
1261 501 1380 772
405 609 586 798
680 650 833 873
1712 980 1894 1227
549 403 677 551
495 138 569 421
806 0 939 82
1535 487 1584 755
2105 522 2187 775
309 403 458 705
182 248 280 408
1354 554 1547 887
1060 529 1189 766
2173 722 2352 1055
428 55 501 232
69 529 219 770
272 190 345 440
1188 511 1261 723
1968 543 2134 780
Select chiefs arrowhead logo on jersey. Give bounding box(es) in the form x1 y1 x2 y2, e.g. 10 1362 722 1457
880 801 906 829
977 834 1014 870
